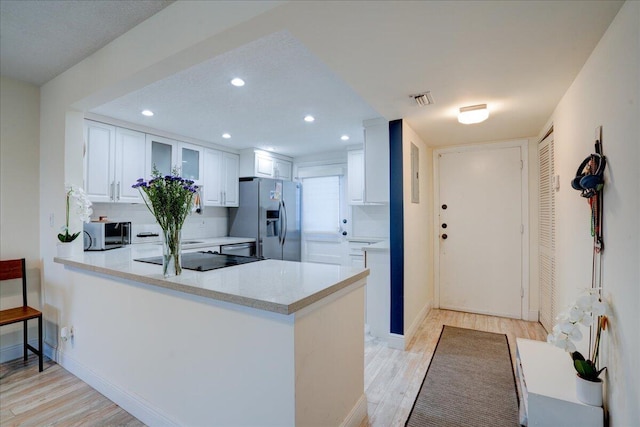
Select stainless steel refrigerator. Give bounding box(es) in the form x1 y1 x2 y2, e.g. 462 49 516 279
228 177 301 261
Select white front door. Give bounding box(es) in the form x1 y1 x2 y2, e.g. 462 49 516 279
437 143 524 318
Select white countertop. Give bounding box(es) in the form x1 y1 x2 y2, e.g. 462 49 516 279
362 240 389 252
54 244 368 315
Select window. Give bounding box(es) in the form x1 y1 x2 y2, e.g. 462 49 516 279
302 176 341 234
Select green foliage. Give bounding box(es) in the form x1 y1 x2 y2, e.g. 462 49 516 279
572 351 606 381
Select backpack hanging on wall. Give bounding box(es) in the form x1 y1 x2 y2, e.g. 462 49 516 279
571 153 606 198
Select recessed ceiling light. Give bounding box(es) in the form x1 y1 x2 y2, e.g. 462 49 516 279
222 133 231 139
458 104 489 124
141 110 154 117
304 115 315 123
341 135 350 141
231 78 245 87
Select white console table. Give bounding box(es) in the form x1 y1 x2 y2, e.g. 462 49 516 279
516 338 603 426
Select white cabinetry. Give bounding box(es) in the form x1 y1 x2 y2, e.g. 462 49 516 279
347 118 389 205
516 338 603 427
84 121 146 203
240 149 293 180
203 149 239 207
364 243 390 341
147 134 178 177
364 118 389 204
347 150 365 204
180 142 204 184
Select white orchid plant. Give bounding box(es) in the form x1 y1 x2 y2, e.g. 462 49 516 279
547 288 608 382
58 184 93 243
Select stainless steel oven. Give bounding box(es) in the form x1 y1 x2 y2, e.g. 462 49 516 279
219 242 256 257
83 222 131 251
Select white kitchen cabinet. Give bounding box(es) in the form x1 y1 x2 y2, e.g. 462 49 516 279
347 119 389 205
363 243 390 341
84 121 146 203
147 134 178 177
239 148 293 180
221 152 239 206
203 149 239 207
274 158 292 180
114 127 147 203
179 142 204 184
363 118 389 204
516 338 603 426
84 121 116 203
347 150 365 204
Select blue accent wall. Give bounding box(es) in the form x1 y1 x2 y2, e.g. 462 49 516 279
389 119 404 335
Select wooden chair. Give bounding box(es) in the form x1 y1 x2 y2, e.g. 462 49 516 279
0 258 43 372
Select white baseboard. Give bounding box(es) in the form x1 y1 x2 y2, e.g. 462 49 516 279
0 339 39 363
385 301 432 350
57 350 179 426
405 301 432 347
387 333 405 350
528 310 539 322
340 393 368 427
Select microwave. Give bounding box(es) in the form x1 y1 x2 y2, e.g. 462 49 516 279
83 222 131 251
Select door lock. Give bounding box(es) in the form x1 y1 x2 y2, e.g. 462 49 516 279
441 234 448 240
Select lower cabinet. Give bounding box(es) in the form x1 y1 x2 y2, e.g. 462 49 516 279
363 246 390 341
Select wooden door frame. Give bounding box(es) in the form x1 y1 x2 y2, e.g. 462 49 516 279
433 139 531 320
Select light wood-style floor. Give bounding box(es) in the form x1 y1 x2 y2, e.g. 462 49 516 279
361 309 547 427
0 309 546 426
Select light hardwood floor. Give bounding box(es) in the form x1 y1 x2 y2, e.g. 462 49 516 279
0 309 546 426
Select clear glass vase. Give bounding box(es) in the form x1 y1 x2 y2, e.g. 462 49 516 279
162 227 182 277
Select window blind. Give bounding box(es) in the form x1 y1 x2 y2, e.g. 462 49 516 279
301 176 340 234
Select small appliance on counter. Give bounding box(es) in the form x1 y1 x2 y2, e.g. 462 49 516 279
83 221 131 251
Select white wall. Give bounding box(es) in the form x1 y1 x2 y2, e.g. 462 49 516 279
0 76 41 361
546 2 639 425
402 121 433 337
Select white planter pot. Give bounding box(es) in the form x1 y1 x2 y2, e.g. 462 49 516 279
576 375 603 406
56 242 74 258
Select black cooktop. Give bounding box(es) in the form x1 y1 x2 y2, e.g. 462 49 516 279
135 251 263 272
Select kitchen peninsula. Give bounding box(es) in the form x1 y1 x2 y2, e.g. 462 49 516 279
53 244 368 427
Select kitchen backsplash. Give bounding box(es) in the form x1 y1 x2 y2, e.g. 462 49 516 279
352 205 389 238
90 203 228 242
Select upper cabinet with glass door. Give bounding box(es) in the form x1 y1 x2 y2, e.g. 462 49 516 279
146 134 178 178
179 142 204 185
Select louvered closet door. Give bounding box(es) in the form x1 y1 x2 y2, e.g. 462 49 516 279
539 133 557 332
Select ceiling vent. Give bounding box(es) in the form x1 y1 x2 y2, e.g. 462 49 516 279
410 91 434 107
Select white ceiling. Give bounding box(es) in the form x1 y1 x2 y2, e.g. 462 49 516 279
0 1 625 155
0 0 173 86
90 31 380 156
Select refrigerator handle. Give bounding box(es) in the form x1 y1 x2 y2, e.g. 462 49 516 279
277 201 283 245
281 199 288 246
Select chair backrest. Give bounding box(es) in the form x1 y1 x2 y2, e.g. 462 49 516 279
0 258 28 307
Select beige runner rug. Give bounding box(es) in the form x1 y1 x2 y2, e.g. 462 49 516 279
405 325 519 427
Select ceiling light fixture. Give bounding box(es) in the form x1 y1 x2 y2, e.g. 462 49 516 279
230 78 245 87
222 133 231 139
341 135 350 141
304 115 315 123
141 109 154 117
409 91 434 107
458 104 489 124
